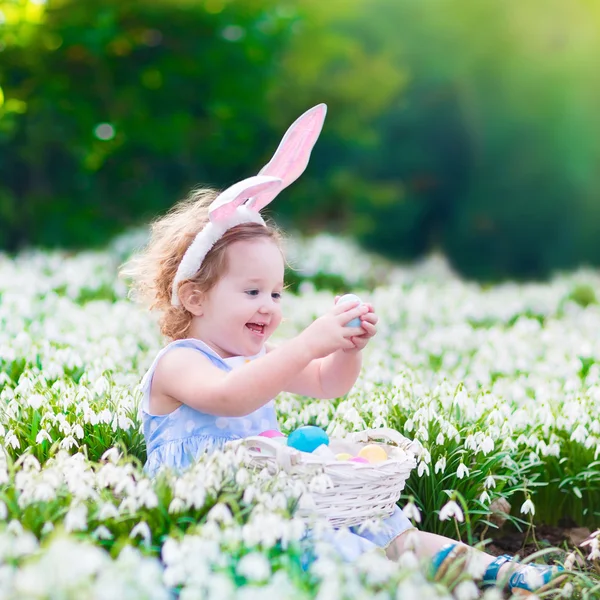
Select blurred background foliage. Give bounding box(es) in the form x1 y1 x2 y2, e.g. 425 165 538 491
2 0 600 280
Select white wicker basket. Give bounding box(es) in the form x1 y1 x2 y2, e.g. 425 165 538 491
234 428 419 528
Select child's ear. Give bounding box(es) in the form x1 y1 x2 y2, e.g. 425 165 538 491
178 282 204 316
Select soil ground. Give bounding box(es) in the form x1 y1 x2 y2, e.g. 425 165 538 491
488 524 592 559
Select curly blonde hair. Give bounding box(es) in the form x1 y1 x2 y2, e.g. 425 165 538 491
121 187 283 340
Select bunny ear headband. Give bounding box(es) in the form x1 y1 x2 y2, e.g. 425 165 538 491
171 103 327 306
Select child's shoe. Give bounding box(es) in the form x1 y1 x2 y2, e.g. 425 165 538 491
482 553 567 596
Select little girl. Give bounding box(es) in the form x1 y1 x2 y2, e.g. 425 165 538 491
124 105 565 596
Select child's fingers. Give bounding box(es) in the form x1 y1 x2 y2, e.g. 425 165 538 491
360 322 377 336
332 300 360 315
361 312 378 325
344 325 366 337
341 337 357 350
336 305 368 323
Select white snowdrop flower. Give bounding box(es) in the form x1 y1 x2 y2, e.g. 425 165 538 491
439 500 464 522
94 376 110 396
236 468 249 486
92 525 113 541
520 498 536 516
130 521 152 548
72 423 84 439
404 419 414 433
236 552 271 582
484 475 496 489
118 413 133 430
35 429 53 444
435 432 445 445
65 503 88 532
454 580 479 600
519 565 544 590
168 498 186 514
464 435 477 451
563 552 577 570
5 431 19 449
100 447 122 464
207 503 233 525
456 462 469 479
480 436 494 454
434 455 446 474
402 501 422 523
397 548 419 569
27 393 45 410
416 425 429 442
59 435 77 450
417 461 429 477
480 491 491 504
41 522 54 535
0 501 6 520
98 502 119 520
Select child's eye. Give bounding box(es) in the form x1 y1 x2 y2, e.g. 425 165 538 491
272 292 282 300
245 290 259 296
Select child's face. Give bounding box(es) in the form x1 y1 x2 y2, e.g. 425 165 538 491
194 238 285 358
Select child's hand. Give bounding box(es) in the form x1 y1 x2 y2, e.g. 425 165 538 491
334 297 378 352
300 301 368 359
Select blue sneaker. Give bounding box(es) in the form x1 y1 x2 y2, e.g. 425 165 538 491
483 554 567 596
430 543 470 583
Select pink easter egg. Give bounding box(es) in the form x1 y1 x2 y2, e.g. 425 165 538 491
259 430 285 438
350 457 369 463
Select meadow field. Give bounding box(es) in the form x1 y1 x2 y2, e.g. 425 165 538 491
1 233 599 598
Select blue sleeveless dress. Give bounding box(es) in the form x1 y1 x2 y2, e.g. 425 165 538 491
140 338 414 560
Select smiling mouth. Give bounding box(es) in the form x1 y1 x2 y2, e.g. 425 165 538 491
246 323 266 335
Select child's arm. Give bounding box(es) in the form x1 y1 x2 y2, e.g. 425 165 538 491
283 304 378 398
152 301 367 417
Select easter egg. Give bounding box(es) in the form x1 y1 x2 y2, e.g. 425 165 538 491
350 457 369 464
358 444 388 463
335 453 353 461
287 426 329 453
337 293 364 328
259 430 285 438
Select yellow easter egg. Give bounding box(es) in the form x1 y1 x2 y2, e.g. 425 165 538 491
358 444 388 463
335 453 353 461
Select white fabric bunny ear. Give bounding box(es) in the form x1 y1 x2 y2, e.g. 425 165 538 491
171 103 327 306
247 103 327 212
171 176 282 306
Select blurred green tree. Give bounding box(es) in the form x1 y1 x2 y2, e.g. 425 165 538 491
0 0 297 250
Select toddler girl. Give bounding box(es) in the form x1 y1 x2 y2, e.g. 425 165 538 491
124 105 565 596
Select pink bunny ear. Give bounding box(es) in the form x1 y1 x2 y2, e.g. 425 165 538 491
247 103 327 212
209 175 283 222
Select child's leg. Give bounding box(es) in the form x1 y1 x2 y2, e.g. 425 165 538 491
386 529 497 572
387 529 566 594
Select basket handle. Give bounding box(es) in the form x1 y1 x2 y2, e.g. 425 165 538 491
236 436 298 472
346 428 423 457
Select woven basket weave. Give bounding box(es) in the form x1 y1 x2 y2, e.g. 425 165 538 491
235 428 419 528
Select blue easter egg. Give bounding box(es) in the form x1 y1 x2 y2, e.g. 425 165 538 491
287 426 329 453
337 293 363 328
